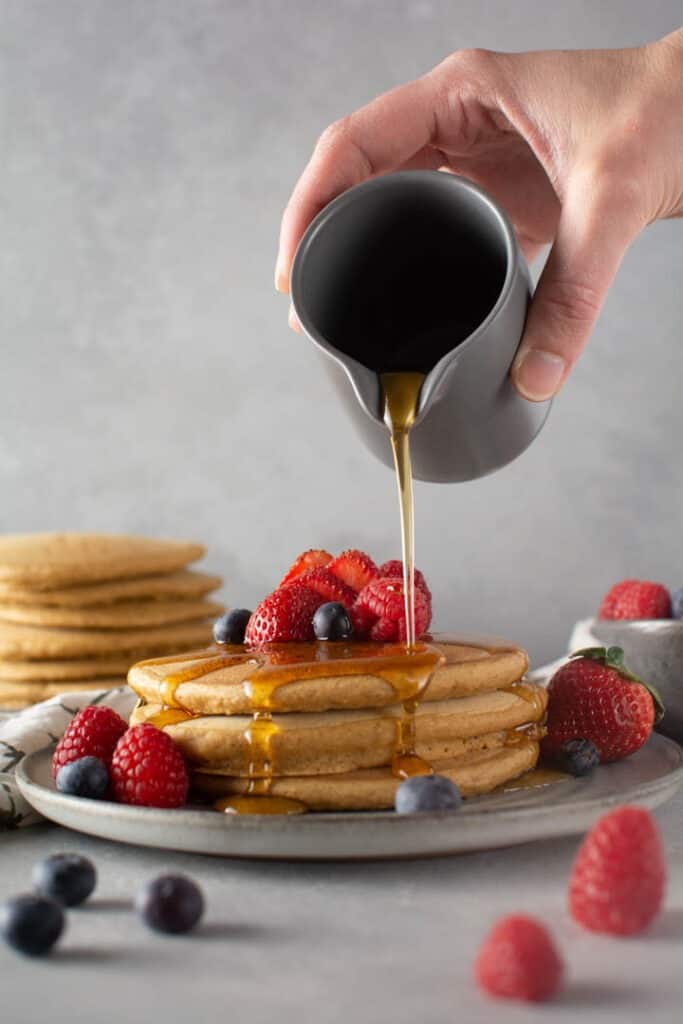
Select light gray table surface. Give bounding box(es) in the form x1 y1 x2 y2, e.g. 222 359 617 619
2 789 683 1024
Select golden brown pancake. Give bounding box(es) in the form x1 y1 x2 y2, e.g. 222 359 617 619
0 533 205 589
0 620 216 660
0 678 126 709
127 637 529 715
0 598 224 630
192 741 541 810
130 684 546 776
0 569 222 606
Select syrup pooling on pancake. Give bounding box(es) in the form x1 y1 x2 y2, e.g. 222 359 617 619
133 640 445 813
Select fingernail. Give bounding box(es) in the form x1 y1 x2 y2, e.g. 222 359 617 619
514 349 566 401
288 303 301 333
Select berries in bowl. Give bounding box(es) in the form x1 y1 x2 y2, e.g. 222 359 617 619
569 579 683 744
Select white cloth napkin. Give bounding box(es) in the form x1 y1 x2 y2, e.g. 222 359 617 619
0 686 136 829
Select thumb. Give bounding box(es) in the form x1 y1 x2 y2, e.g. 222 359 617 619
511 175 642 401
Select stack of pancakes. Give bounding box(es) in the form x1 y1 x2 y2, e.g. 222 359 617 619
128 636 548 811
0 533 223 709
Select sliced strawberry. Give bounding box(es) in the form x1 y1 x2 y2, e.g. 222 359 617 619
378 559 432 602
328 549 379 593
278 549 333 588
245 582 322 645
297 567 356 610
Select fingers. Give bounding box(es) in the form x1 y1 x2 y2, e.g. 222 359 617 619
275 74 441 292
511 172 643 401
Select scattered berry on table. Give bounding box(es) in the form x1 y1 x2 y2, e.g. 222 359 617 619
327 549 379 593
541 646 662 763
394 774 462 813
245 582 322 644
353 577 431 643
474 914 564 1003
297 567 357 610
33 853 97 907
378 560 432 602
110 724 188 808
56 756 109 800
313 602 354 641
52 705 128 780
671 587 683 620
556 738 599 777
136 874 204 934
279 549 333 588
1 894 65 957
598 580 671 620
569 805 666 935
213 608 252 644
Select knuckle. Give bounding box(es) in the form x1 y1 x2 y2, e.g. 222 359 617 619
446 47 498 77
544 276 603 328
316 117 351 153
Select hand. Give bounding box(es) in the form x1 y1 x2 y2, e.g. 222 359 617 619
275 29 683 401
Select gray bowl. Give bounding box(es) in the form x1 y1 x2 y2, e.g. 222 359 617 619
570 618 683 744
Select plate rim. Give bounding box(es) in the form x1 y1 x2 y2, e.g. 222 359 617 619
17 733 683 837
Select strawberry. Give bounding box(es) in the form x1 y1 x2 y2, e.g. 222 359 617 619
353 577 431 643
297 567 357 610
327 549 379 593
598 579 671 620
542 647 663 763
474 914 564 1003
52 706 128 780
245 582 322 645
110 724 188 808
568 805 666 935
378 560 432 602
278 549 333 588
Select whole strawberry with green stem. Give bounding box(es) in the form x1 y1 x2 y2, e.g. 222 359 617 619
542 647 664 763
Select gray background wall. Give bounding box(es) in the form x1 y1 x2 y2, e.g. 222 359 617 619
1 0 681 666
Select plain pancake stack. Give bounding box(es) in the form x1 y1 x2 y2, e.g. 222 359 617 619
128 636 548 811
0 533 223 709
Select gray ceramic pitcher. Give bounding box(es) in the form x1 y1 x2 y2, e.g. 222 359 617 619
290 171 551 483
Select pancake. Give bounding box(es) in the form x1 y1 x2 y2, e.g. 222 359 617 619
0 655 136 680
0 598 224 630
130 684 547 776
0 678 126 709
192 741 541 810
0 533 205 589
0 570 222 607
0 620 216 660
127 636 529 715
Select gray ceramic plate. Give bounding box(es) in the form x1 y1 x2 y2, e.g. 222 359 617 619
16 737 683 861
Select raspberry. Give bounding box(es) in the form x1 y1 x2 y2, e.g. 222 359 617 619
245 582 322 644
110 724 188 808
297 567 357 610
378 560 432 602
349 602 377 640
327 549 379 593
568 805 666 935
278 549 333 588
474 914 564 1003
51 706 128 780
353 577 431 642
598 580 671 620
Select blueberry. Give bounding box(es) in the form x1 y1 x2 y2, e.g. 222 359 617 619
33 853 97 907
394 774 462 814
213 609 252 644
557 738 600 777
313 602 354 641
1 894 64 956
671 588 683 620
135 874 204 934
56 756 109 800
